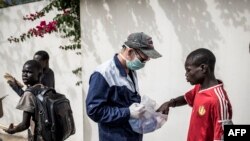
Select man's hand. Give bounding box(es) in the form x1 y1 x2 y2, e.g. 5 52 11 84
129 103 146 119
4 123 15 134
156 101 171 115
4 73 24 88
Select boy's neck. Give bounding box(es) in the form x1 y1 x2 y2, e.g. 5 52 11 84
27 82 40 87
200 76 218 90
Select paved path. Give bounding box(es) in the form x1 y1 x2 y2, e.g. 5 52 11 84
0 133 26 141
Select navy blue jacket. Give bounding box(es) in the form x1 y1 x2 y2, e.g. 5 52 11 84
86 55 142 141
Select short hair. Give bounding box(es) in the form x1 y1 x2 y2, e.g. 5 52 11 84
34 50 49 60
186 48 216 71
24 60 42 73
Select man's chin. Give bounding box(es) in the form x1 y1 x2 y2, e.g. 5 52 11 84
22 80 28 85
189 81 195 85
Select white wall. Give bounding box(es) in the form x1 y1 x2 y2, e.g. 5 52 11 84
0 1 83 140
81 0 250 141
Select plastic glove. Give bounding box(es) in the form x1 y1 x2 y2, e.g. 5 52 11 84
129 103 145 119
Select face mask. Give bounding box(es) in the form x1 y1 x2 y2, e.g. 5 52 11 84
120 53 145 70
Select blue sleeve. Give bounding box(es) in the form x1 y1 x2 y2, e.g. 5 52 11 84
86 72 130 124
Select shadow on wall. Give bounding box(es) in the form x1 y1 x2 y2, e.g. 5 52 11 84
82 0 250 69
0 4 36 74
215 0 250 32
82 88 90 141
158 0 222 59
158 0 250 59
82 0 160 65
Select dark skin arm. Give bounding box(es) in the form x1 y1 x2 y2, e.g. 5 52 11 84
4 111 31 134
8 80 24 96
156 96 187 114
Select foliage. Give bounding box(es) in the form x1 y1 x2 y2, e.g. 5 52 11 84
8 0 82 85
0 0 42 8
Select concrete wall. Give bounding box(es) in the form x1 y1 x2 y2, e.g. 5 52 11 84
81 0 250 141
0 1 83 140
1 0 249 141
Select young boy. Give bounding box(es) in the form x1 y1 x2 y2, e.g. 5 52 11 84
6 50 55 96
157 48 233 141
4 60 45 141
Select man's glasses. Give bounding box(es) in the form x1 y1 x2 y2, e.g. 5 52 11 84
134 49 149 63
123 44 149 63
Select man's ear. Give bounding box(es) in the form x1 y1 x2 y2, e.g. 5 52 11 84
127 48 134 55
200 64 208 73
126 48 134 60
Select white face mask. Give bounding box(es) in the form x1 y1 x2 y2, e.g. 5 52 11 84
120 53 145 70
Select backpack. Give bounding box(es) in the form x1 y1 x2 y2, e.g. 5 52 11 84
26 85 75 141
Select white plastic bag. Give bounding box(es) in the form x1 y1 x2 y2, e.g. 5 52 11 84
129 95 168 134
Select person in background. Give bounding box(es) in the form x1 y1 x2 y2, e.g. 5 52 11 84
86 32 162 141
33 50 54 88
157 48 233 141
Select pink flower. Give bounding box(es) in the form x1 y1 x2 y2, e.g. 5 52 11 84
40 21 46 26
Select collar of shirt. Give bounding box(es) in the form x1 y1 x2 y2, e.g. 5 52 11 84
198 79 223 93
114 54 127 77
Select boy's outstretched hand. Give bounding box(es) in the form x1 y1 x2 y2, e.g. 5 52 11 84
4 123 15 134
3 73 24 88
156 101 171 115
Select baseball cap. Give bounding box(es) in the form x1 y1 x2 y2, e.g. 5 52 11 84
124 32 162 59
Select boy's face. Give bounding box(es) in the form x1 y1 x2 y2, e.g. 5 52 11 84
184 59 204 85
22 64 40 86
33 55 47 69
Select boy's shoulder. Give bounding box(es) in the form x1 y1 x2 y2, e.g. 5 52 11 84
44 68 54 74
25 84 46 95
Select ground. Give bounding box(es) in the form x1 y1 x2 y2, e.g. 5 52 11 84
0 133 26 141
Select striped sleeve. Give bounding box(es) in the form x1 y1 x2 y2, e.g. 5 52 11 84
213 86 232 140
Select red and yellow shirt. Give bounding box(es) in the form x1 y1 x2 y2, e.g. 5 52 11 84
185 82 232 141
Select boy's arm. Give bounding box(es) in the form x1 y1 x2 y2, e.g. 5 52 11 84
156 96 187 114
4 111 31 134
4 73 24 96
8 81 24 96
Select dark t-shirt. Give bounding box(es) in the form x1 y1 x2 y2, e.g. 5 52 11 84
40 68 55 88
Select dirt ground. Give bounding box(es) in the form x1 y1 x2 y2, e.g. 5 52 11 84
0 133 26 141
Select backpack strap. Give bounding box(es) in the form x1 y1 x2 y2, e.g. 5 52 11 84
36 88 55 102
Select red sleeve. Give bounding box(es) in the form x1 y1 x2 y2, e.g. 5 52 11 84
184 85 200 107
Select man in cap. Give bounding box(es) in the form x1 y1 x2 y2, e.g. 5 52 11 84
86 32 162 141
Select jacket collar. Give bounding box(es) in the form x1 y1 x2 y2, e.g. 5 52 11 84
114 54 127 77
